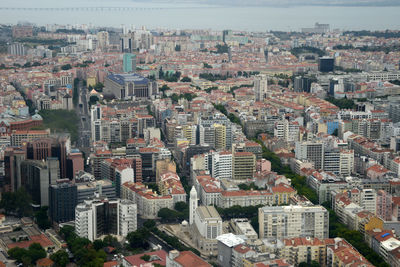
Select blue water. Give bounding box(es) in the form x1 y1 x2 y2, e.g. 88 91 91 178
1 1 400 31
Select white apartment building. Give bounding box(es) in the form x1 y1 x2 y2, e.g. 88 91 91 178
274 119 300 143
360 189 377 214
75 197 137 241
258 205 329 240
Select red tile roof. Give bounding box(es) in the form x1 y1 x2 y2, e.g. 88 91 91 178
124 250 167 266
173 251 211 267
7 234 53 249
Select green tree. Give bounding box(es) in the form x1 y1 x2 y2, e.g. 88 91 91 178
28 243 47 264
127 228 150 249
141 254 151 261
174 202 188 212
61 64 72 71
89 95 99 106
180 77 191 82
143 220 156 230
50 250 69 267
35 206 51 230
8 247 27 263
0 188 33 217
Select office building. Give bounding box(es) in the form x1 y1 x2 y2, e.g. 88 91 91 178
295 141 324 170
318 57 335 73
21 158 60 207
49 179 78 223
232 152 256 180
3 147 26 192
123 53 137 73
258 205 329 240
75 197 137 241
75 173 116 204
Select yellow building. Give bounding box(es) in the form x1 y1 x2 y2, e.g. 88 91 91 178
271 184 297 205
87 77 97 87
214 123 226 150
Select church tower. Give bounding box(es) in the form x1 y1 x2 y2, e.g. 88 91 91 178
189 186 198 225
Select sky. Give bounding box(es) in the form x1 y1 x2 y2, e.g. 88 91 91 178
2 0 400 7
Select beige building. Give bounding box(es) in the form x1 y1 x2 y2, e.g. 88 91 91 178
258 205 329 240
121 182 173 219
192 206 223 254
282 237 332 266
156 158 176 183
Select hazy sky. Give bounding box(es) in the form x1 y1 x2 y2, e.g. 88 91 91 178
3 0 400 7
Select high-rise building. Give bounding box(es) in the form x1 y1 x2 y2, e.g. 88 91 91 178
75 197 137 241
318 57 335 73
21 158 60 206
295 141 324 170
49 179 77 223
7 43 27 56
123 53 137 73
232 152 256 180
3 147 26 192
258 205 329 240
96 31 109 51
214 124 226 151
254 74 268 102
23 136 69 179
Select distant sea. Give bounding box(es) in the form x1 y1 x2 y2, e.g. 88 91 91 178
1 2 400 31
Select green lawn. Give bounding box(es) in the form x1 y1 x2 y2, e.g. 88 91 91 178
38 109 79 143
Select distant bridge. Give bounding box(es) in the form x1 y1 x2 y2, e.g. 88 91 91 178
0 7 170 11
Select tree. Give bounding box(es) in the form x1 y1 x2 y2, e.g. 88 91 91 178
141 254 151 261
8 247 26 263
35 206 51 230
89 95 99 106
127 228 150 249
28 243 47 264
203 62 212 69
93 239 105 251
50 250 69 267
61 64 72 71
143 220 156 230
0 188 32 217
174 202 188 212
175 45 181 51
180 77 191 83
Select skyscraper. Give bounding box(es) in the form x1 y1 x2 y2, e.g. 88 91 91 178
49 179 77 223
254 74 268 102
123 53 136 73
318 57 335 73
